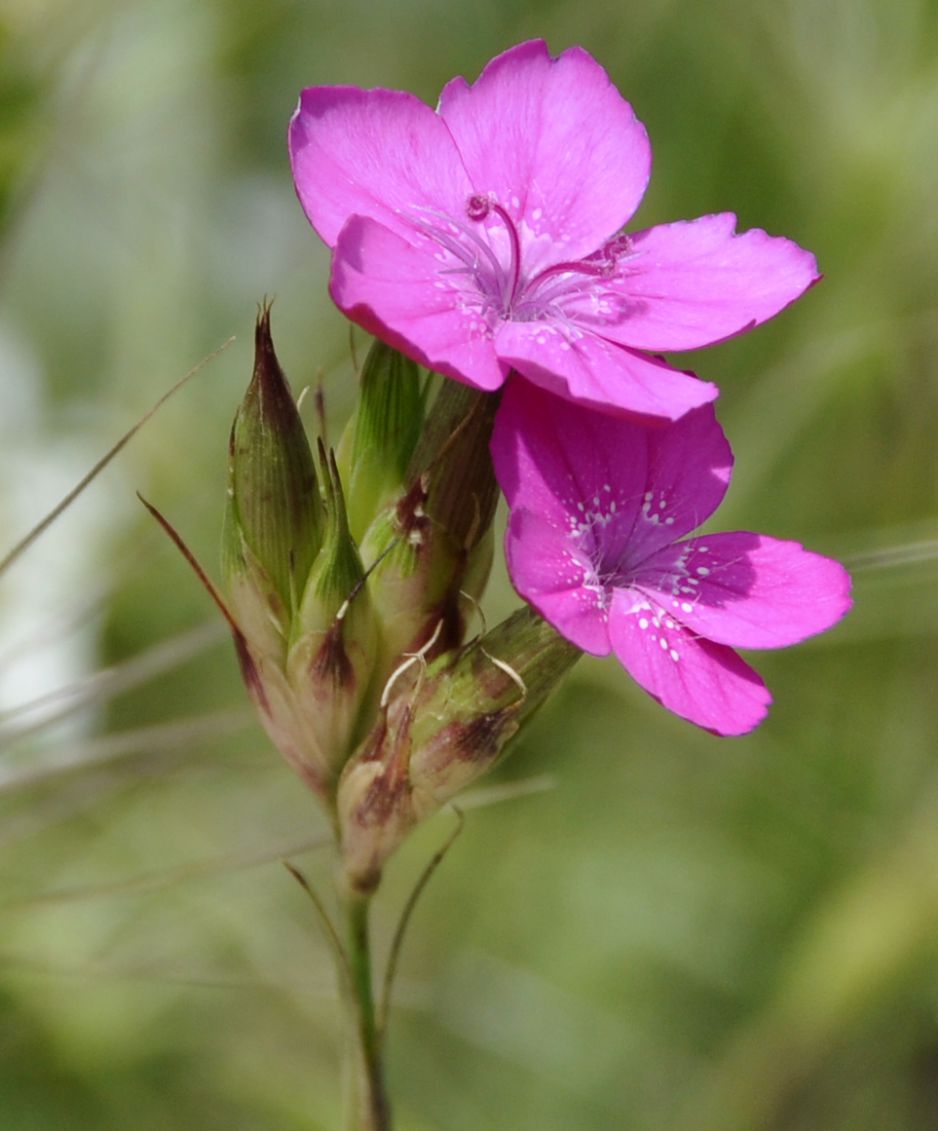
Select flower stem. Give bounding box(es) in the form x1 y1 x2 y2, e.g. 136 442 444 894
340 885 391 1131
378 808 464 1036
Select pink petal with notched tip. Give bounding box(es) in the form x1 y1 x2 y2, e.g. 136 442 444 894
495 320 717 423
597 213 820 353
331 214 507 391
492 382 732 561
608 588 772 735
289 86 472 248
627 403 733 559
504 509 613 656
438 40 651 266
490 377 650 531
633 532 853 650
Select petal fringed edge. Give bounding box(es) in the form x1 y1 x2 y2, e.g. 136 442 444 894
600 213 820 352
609 588 771 735
635 533 853 649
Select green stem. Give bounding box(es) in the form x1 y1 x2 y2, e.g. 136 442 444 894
377 808 464 1037
340 886 392 1131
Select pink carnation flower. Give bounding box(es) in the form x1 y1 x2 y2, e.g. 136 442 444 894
289 40 819 422
491 381 852 735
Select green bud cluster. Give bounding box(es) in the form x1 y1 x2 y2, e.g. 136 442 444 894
338 607 581 892
223 308 579 876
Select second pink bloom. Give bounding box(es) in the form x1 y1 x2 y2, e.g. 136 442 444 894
491 381 852 735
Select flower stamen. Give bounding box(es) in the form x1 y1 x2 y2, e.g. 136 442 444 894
466 194 522 314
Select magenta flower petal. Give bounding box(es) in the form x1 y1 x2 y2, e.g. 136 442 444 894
607 590 772 735
634 401 733 550
634 532 854 649
492 379 852 735
491 380 731 554
289 86 471 247
495 321 717 422
597 214 820 352
437 40 651 265
505 509 613 655
491 373 647 530
331 215 506 390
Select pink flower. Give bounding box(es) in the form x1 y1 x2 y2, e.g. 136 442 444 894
289 40 819 422
491 380 852 735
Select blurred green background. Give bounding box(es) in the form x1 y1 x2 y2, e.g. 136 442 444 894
1 1 937 1128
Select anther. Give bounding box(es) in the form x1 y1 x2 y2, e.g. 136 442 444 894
466 194 493 221
604 234 634 259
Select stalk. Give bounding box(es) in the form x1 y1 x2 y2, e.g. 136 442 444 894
339 885 391 1131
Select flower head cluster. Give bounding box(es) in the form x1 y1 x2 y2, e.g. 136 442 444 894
222 317 577 886
285 40 849 746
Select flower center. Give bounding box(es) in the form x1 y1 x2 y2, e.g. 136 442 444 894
409 195 636 331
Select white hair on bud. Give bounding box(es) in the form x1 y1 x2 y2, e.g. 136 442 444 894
480 647 527 700
379 619 444 708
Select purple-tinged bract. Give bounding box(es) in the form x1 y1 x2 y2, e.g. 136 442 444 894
490 381 852 735
289 40 819 422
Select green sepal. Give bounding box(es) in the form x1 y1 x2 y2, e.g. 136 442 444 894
407 606 582 802
337 607 581 890
296 442 369 637
222 496 289 662
288 443 380 778
335 340 425 543
405 379 500 556
357 382 500 677
226 305 323 614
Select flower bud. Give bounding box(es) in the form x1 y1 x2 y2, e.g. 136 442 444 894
335 340 424 543
224 305 323 619
286 443 379 780
406 607 580 802
338 607 581 891
359 380 500 679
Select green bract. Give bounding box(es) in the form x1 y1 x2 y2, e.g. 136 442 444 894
336 339 424 543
